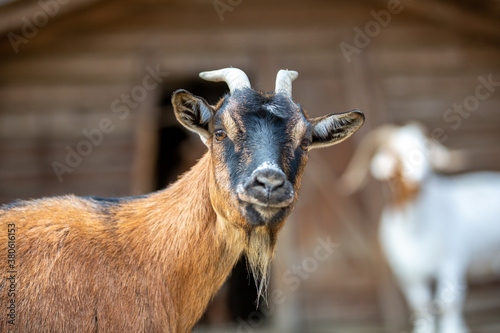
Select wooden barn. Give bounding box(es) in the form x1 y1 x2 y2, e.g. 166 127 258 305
1 0 500 331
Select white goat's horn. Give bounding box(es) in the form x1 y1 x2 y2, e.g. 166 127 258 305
337 125 397 195
199 68 251 94
275 69 299 97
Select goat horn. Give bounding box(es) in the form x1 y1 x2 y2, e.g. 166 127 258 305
199 68 251 94
337 125 398 195
275 69 299 97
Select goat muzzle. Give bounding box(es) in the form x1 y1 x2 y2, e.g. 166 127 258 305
236 168 294 208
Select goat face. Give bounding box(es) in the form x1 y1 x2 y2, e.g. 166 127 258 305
369 124 460 189
370 124 432 186
340 122 464 203
172 69 364 230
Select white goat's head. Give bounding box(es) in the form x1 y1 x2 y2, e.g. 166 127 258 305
339 123 465 195
370 123 433 184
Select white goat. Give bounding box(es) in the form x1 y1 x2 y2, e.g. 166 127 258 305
340 123 500 333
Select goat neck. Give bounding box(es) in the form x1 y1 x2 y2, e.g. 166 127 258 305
115 152 245 331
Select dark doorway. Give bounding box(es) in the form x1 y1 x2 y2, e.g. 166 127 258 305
154 77 228 190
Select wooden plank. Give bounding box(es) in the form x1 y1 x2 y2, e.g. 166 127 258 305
368 0 500 43
0 140 134 173
0 83 134 109
386 99 500 124
0 55 136 84
0 0 103 35
373 48 500 74
382 75 500 98
0 110 135 138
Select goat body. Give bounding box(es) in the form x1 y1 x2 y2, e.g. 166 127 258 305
341 123 500 333
381 171 500 333
1 153 243 332
0 68 364 332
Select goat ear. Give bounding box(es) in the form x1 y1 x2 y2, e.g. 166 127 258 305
309 109 364 149
429 139 467 172
172 89 215 145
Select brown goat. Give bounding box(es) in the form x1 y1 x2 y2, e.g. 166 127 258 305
0 68 364 332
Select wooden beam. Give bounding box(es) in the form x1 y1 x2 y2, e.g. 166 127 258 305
369 0 500 43
0 0 103 35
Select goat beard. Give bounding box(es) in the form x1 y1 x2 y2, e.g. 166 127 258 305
244 227 275 306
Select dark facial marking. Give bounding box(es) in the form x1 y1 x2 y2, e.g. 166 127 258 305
1 200 28 211
211 89 311 225
243 202 291 227
216 90 299 189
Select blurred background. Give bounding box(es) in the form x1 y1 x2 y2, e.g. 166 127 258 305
1 0 500 332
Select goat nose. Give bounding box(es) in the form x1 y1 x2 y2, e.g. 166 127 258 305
252 171 285 192
238 168 294 207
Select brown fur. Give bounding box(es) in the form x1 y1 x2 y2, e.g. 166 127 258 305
0 80 363 332
0 153 247 332
388 161 421 207
207 130 286 302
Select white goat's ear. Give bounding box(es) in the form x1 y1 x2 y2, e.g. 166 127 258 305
429 140 451 170
370 149 397 180
429 139 467 171
172 89 215 146
309 109 364 149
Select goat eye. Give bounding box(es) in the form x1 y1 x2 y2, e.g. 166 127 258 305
214 130 227 141
300 139 311 150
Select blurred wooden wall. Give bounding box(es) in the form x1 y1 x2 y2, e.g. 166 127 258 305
1 0 500 331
